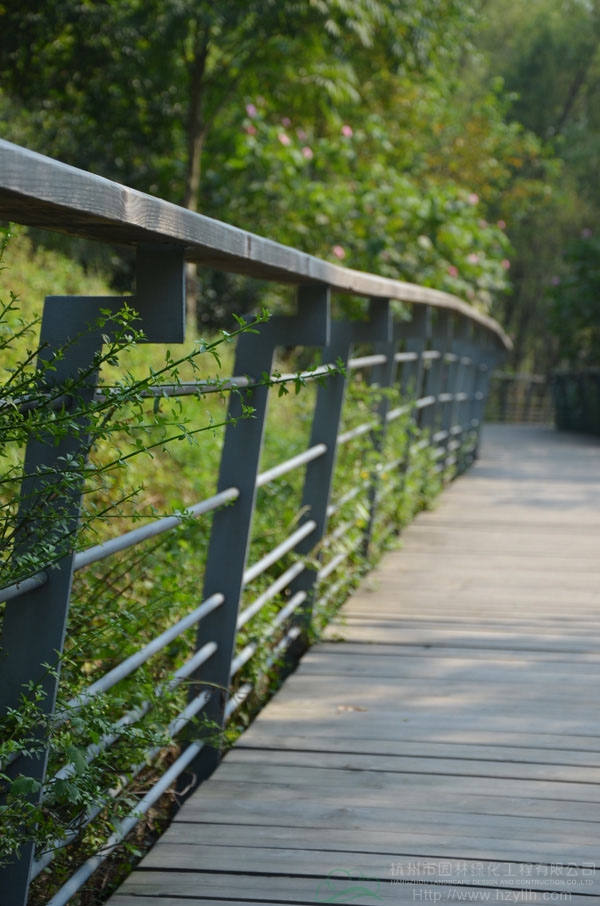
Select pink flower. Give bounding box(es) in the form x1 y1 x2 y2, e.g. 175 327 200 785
297 128 308 141
246 124 257 136
332 245 346 260
301 146 314 160
581 227 592 238
281 116 292 127
501 258 511 270
245 103 257 118
341 124 353 137
478 219 488 229
278 133 291 146
551 275 561 286
447 265 459 277
467 252 480 265
497 219 506 230
467 193 479 205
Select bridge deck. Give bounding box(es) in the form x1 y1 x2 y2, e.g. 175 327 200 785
110 425 600 906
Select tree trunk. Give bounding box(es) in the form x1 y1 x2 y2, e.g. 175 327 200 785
184 30 210 323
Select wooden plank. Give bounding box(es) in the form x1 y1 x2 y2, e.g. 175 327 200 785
158 821 600 860
236 732 600 766
322 623 600 650
312 643 600 665
138 847 600 895
195 761 600 806
116 873 600 904
223 746 600 783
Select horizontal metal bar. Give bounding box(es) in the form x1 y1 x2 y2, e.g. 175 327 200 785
348 354 388 370
318 535 363 583
0 570 47 604
493 371 546 383
386 403 411 423
33 687 212 882
316 572 355 610
337 420 377 445
394 351 419 363
415 395 436 409
269 624 302 662
327 484 363 518
422 350 442 360
444 352 458 363
96 377 252 402
455 392 469 402
230 642 256 678
270 364 335 385
166 688 212 740
318 551 348 582
231 589 307 678
438 392 454 403
474 392 485 401
0 391 72 417
380 455 405 476
45 739 206 906
74 488 239 571
65 594 223 711
237 561 305 630
44 642 217 800
225 683 253 721
460 356 472 366
243 520 317 586
271 591 306 630
323 519 353 547
256 443 327 488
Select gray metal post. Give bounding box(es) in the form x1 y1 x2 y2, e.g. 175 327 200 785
287 299 393 642
184 285 330 788
397 306 430 501
0 247 185 906
362 301 396 558
450 319 475 474
0 299 107 906
469 329 502 460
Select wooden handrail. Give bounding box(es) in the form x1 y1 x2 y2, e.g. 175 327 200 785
0 139 511 349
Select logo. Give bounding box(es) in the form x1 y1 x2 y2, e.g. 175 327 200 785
315 868 384 903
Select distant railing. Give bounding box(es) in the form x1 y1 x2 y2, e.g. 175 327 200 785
486 372 553 425
552 369 600 436
0 139 510 906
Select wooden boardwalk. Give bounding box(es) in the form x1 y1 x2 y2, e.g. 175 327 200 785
110 425 600 906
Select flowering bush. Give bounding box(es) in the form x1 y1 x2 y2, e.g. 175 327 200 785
205 102 512 311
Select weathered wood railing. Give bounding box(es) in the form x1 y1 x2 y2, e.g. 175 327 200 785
0 139 510 906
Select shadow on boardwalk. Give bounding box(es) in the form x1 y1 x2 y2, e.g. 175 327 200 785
110 425 600 906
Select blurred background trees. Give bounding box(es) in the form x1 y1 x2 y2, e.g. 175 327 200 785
1 0 598 368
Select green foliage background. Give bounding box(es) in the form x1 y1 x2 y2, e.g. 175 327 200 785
4 0 598 365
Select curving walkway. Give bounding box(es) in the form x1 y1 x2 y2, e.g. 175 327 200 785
110 425 600 906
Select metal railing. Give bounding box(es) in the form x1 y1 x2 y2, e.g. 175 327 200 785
486 372 553 425
0 139 510 906
552 369 600 435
